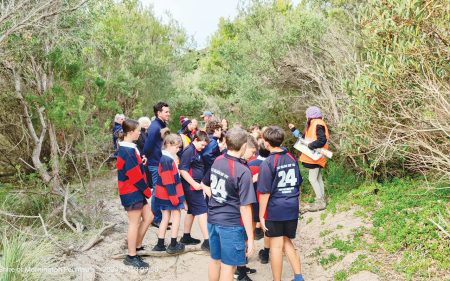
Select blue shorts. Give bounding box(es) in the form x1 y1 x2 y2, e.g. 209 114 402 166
185 189 207 216
208 223 246 266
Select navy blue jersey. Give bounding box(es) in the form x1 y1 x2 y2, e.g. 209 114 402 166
257 149 302 221
179 143 205 190
204 153 257 226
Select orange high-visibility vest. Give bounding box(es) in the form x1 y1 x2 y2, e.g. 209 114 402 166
300 119 329 167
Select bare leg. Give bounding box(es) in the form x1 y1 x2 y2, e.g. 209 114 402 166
197 213 209 239
127 209 142 256
170 210 181 238
136 204 154 247
208 258 221 281
219 263 236 281
270 236 284 281
184 213 195 234
283 237 302 274
158 210 170 239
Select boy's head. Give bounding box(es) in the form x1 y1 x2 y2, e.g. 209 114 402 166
243 135 258 161
263 126 285 149
205 120 223 137
192 130 210 151
225 128 248 156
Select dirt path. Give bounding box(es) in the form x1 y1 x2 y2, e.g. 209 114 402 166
55 176 382 281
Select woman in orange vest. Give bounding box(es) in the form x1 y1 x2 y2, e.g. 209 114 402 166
289 106 329 211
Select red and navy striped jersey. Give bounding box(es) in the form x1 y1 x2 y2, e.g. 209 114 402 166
116 142 151 207
257 148 302 221
155 152 185 207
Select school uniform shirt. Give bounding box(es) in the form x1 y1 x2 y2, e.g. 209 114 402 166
155 150 185 207
116 141 152 207
257 148 302 221
143 118 167 167
203 153 257 227
179 143 205 191
202 135 221 173
248 155 266 201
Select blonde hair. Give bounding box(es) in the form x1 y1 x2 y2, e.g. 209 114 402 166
163 133 182 148
114 114 125 123
138 116 151 128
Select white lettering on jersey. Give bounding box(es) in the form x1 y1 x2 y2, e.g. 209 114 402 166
211 174 228 203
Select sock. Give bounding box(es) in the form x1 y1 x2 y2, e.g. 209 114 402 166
264 247 270 254
170 238 177 247
136 245 144 251
127 254 137 259
157 238 165 247
183 233 191 239
203 239 209 245
294 274 304 281
237 266 246 276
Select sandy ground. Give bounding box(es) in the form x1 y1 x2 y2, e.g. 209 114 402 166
54 176 381 281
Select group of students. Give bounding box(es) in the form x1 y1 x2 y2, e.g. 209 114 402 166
115 102 329 281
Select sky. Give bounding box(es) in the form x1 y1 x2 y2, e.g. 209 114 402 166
141 0 241 49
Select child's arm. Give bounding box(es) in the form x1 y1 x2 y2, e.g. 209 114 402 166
240 204 254 257
256 160 273 231
258 193 270 231
179 170 202 190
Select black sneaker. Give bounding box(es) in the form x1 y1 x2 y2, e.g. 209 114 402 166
236 272 253 281
166 242 185 254
180 236 201 245
244 266 256 274
152 244 166 251
201 240 210 252
258 249 269 264
123 255 149 268
254 228 264 240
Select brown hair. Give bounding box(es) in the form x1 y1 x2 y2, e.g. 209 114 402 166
247 135 258 149
263 126 285 147
205 120 222 135
249 124 261 132
119 119 139 140
163 133 182 148
193 130 210 143
226 128 248 151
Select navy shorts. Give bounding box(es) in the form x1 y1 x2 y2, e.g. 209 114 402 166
208 223 246 266
265 219 298 239
185 189 207 216
160 201 185 211
123 200 147 211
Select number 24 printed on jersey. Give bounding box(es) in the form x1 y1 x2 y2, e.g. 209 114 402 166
277 168 298 187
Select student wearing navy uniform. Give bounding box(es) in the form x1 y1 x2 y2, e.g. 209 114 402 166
179 130 210 251
116 119 154 269
202 120 223 173
248 143 271 264
153 133 186 254
258 126 304 281
203 128 257 281
232 135 259 281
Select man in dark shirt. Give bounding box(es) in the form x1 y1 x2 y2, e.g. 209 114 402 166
143 102 170 226
258 126 304 281
203 128 256 281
